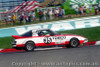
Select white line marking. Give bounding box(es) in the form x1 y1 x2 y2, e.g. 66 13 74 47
34 47 63 51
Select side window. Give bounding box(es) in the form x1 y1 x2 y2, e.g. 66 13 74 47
38 31 45 36
32 32 38 36
38 31 51 36
43 31 50 36
21 31 32 37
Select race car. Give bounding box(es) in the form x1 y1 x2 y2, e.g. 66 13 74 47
12 29 88 51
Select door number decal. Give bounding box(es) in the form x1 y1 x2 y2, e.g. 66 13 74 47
43 37 52 44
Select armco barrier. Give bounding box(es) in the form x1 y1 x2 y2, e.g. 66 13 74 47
0 16 100 37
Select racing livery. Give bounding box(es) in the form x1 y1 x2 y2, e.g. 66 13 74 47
12 29 88 51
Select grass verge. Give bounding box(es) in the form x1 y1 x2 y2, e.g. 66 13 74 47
0 26 100 49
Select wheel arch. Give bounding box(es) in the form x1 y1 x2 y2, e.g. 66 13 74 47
69 37 80 44
23 40 35 47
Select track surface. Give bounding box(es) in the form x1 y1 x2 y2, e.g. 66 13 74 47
0 46 100 67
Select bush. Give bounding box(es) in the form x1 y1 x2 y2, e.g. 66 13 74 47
65 9 76 15
61 0 75 15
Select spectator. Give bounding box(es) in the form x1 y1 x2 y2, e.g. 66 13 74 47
79 6 83 15
8 15 12 24
98 4 100 13
43 10 47 21
12 14 16 24
48 9 53 20
83 6 87 15
19 13 24 23
59 8 63 19
94 5 98 15
39 10 43 21
24 13 28 23
32 11 36 22
28 12 31 23
89 5 92 15
4 15 8 24
75 7 79 15
47 9 50 20
62 8 65 17
53 9 57 18
55 8 59 18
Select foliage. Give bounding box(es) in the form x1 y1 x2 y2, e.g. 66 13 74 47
65 9 75 15
62 0 76 15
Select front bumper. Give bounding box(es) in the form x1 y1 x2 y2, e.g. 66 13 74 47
12 44 17 47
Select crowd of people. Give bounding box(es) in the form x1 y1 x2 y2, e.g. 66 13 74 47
19 7 65 23
38 7 65 21
4 7 65 24
75 4 100 15
4 14 16 25
3 4 100 25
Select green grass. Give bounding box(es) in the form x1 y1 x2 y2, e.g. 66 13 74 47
0 37 13 48
0 26 100 49
58 26 100 41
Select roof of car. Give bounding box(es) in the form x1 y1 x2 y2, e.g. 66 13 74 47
32 29 50 31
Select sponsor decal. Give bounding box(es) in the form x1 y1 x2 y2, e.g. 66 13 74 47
53 36 66 44
52 36 66 40
0 17 100 37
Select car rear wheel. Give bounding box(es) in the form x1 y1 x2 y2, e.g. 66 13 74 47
25 41 35 51
69 38 79 48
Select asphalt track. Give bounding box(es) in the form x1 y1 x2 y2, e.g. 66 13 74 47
0 46 100 67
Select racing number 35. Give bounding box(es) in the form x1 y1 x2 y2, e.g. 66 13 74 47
43 37 52 44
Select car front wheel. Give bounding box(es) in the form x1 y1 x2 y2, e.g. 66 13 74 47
69 38 79 48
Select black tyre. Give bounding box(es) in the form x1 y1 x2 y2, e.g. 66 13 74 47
69 38 79 48
25 41 35 51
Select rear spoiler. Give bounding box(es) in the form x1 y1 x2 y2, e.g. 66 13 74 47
12 35 21 39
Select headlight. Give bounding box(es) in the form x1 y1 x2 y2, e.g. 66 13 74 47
84 38 88 43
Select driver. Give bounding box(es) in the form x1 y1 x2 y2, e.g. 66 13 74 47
38 31 44 36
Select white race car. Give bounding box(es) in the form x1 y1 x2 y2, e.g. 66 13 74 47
12 29 88 51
